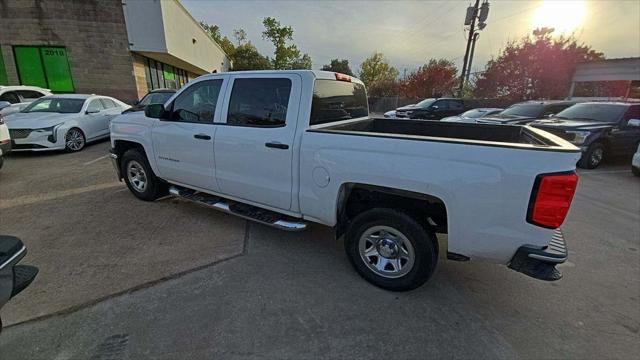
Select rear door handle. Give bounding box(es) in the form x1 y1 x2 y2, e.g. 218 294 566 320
194 134 211 140
265 142 289 149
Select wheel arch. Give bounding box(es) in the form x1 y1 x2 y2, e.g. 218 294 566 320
335 183 448 240
112 139 159 177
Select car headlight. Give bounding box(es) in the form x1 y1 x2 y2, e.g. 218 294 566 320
33 123 64 143
566 130 590 145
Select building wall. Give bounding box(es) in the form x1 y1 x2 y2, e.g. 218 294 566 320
0 0 138 101
123 0 230 74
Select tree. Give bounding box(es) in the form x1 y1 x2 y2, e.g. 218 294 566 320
261 17 312 70
321 59 354 76
474 28 604 100
232 43 273 71
200 21 235 57
399 58 458 98
358 52 399 97
233 28 247 46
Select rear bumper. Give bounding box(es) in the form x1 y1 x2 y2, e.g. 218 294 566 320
508 228 567 281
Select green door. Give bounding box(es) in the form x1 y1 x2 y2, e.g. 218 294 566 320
0 50 8 85
13 46 74 92
40 47 74 92
14 47 48 88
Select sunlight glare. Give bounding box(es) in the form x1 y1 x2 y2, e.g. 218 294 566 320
531 0 586 33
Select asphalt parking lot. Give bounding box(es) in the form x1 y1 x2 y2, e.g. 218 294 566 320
0 140 638 359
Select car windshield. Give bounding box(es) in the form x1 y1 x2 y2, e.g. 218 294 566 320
415 99 436 108
500 104 543 118
21 98 85 114
139 92 174 106
555 103 627 122
462 109 490 118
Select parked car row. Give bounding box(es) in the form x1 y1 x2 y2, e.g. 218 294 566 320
0 87 176 168
384 97 640 169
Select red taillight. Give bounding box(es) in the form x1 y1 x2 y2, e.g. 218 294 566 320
334 73 352 82
527 172 578 228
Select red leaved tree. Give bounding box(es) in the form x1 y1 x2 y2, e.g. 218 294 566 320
400 58 458 98
474 28 604 101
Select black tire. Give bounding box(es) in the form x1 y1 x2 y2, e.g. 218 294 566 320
578 142 605 169
632 166 640 177
121 148 167 201
0 155 3 170
344 208 438 291
64 127 86 152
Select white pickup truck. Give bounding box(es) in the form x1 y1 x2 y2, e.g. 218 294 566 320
109 70 581 291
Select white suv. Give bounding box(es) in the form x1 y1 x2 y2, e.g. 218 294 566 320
0 85 52 116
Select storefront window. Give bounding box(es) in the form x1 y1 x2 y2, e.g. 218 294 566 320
143 57 189 90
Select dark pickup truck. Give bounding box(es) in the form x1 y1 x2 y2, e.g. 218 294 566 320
530 102 640 169
477 100 577 125
395 98 465 120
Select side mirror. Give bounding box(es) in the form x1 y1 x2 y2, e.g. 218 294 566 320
430 105 439 111
133 100 140 105
628 119 640 127
85 109 99 114
145 103 167 119
546 113 554 118
0 101 11 110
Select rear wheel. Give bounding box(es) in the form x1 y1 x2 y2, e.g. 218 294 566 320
121 149 166 201
632 166 640 177
578 142 605 169
344 208 438 291
64 128 85 152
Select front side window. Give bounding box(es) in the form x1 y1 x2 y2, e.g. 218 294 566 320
623 105 640 121
171 79 222 123
21 98 84 113
227 78 292 127
100 98 117 109
415 98 436 108
87 100 104 113
311 79 368 125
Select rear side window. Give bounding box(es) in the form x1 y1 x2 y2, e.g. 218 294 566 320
16 90 45 100
227 78 292 127
311 79 368 125
448 100 464 110
171 79 222 123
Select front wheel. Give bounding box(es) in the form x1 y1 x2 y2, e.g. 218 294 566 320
65 128 86 152
121 149 167 201
578 142 605 169
344 208 438 291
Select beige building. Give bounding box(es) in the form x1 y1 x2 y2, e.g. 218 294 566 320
0 0 230 102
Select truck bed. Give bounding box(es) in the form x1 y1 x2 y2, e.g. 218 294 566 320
309 117 579 152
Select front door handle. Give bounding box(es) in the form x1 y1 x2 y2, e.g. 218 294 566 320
194 133 211 140
265 142 289 149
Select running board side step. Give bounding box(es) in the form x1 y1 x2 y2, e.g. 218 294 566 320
168 186 308 231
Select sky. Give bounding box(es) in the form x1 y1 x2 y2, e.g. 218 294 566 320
182 0 640 76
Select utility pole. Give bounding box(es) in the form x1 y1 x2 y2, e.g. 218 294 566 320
465 32 480 82
458 0 480 96
458 0 489 96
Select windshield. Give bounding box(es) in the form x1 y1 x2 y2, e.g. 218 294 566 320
139 92 174 106
555 103 627 122
415 99 436 108
310 80 368 125
500 104 543 118
462 109 490 118
21 98 85 114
